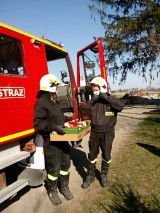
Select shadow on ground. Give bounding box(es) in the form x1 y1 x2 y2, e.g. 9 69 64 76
99 179 160 213
71 147 88 181
137 142 160 157
0 186 30 212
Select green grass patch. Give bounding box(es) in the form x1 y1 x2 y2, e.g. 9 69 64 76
82 109 160 212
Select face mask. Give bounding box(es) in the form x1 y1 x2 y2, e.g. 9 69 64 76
93 90 100 96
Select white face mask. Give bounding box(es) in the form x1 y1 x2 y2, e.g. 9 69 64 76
93 90 100 96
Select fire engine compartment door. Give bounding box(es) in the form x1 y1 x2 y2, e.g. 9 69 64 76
76 38 108 102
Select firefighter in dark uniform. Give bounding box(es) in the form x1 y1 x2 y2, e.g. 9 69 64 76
80 76 124 189
34 74 73 205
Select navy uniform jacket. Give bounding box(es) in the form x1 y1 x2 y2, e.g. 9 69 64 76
80 93 124 132
34 91 64 136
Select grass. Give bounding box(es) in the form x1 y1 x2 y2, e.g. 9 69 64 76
81 109 160 212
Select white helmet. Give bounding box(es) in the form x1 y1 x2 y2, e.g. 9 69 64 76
90 76 107 93
40 74 60 93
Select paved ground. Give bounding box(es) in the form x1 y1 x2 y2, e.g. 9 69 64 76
1 104 159 213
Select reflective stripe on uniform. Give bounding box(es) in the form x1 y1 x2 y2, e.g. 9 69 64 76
88 158 97 164
105 112 114 116
48 174 58 181
102 158 111 164
60 170 69 175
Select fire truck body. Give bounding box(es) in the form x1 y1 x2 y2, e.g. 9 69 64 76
0 23 79 203
0 23 108 204
0 22 78 145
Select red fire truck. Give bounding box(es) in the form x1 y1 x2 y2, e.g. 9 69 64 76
0 22 108 203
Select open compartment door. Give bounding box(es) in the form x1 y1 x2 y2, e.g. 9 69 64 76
76 38 109 103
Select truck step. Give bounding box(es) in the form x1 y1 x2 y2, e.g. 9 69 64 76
0 179 29 204
0 151 30 170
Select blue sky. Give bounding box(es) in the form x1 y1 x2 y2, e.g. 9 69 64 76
1 0 159 90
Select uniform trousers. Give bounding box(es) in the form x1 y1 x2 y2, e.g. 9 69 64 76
43 138 71 177
88 129 115 162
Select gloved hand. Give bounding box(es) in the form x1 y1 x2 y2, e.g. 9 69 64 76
99 93 110 102
90 94 99 105
55 125 66 135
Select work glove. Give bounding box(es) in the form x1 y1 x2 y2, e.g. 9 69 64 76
90 94 99 105
99 93 110 102
55 125 66 135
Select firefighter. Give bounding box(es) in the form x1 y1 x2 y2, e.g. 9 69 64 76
80 76 124 189
34 74 73 205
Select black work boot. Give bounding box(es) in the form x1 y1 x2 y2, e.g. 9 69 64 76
46 179 62 205
59 173 73 200
100 161 109 188
81 162 96 189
